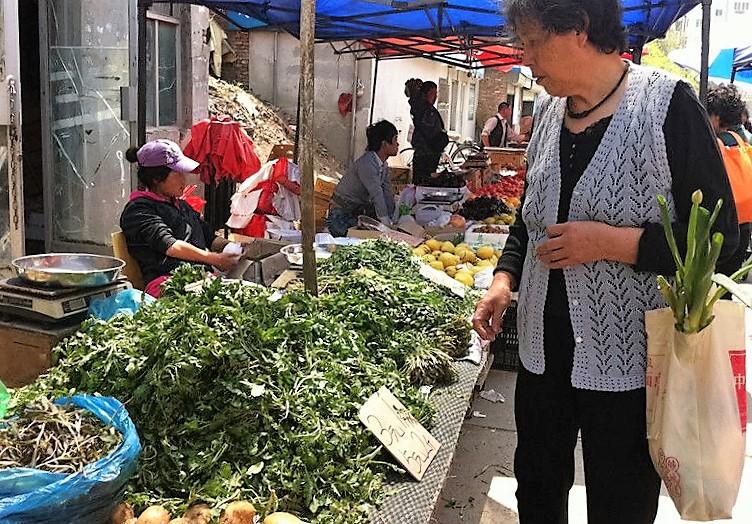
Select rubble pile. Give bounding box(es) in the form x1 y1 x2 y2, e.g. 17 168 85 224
208 77 344 180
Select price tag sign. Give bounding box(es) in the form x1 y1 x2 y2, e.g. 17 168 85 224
359 387 440 480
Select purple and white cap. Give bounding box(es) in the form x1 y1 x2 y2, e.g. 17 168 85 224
136 139 199 173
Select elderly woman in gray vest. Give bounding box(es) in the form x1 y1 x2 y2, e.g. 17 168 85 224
472 1 739 523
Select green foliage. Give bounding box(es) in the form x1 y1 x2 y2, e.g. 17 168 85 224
643 40 699 90
14 241 475 523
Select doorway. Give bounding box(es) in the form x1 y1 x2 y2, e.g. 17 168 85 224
19 0 44 255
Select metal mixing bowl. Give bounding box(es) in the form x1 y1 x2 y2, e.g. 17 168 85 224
12 253 125 288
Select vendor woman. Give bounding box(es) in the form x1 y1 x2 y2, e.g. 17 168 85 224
120 139 240 297
328 120 399 237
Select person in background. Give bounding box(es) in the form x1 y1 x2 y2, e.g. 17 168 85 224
409 81 449 185
120 139 240 298
473 1 738 523
328 120 399 237
707 84 752 270
481 101 525 147
741 107 752 142
708 86 751 145
518 115 534 142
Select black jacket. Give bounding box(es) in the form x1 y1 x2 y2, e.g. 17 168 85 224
120 194 216 285
409 97 449 155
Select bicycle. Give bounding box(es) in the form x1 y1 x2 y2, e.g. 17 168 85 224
397 139 482 168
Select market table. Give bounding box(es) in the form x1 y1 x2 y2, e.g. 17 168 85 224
370 352 490 524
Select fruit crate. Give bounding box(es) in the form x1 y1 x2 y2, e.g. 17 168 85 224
492 300 519 371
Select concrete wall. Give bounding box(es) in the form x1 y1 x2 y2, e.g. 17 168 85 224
371 58 480 154
226 32 482 165
229 30 366 165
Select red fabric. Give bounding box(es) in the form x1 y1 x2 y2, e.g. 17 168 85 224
256 181 278 215
145 275 170 298
129 190 172 204
184 117 262 184
180 184 206 214
338 93 353 116
238 213 267 238
271 157 300 195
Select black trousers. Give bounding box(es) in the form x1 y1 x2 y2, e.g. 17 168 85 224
514 313 661 524
412 152 440 186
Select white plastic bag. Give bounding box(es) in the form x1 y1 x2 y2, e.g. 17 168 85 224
645 300 747 521
272 185 301 221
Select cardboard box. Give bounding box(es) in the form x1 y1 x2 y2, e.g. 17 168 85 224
0 319 78 387
423 225 467 238
485 147 526 170
314 174 339 198
389 166 411 184
465 224 509 249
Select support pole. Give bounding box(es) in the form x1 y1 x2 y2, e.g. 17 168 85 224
369 56 379 124
137 0 151 146
699 0 712 105
348 51 360 164
632 45 643 65
300 0 318 294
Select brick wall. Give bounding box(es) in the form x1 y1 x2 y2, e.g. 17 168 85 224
477 69 510 134
225 31 250 88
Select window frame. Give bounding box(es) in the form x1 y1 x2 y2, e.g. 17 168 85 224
146 10 181 128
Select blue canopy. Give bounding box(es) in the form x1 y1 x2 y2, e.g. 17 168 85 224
172 0 700 49
708 47 752 85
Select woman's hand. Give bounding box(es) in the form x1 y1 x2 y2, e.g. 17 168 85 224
536 222 643 268
209 251 241 272
473 272 514 341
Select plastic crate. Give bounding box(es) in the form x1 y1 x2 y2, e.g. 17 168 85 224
492 300 519 371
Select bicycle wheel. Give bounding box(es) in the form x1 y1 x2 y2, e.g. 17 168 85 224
398 147 415 167
451 144 481 165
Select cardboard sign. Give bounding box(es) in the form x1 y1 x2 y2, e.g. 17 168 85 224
418 264 466 297
359 387 440 480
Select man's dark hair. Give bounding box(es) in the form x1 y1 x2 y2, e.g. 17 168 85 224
707 84 747 129
504 0 626 54
498 102 510 111
420 81 438 95
366 120 399 152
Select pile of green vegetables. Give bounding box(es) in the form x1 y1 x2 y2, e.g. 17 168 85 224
12 240 475 523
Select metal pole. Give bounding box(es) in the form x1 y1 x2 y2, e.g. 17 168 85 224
632 45 643 65
300 0 318 294
731 68 737 83
294 85 301 163
699 0 712 105
348 52 360 164
369 56 379 124
137 0 151 145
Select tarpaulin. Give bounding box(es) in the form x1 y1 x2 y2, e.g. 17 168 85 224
174 0 701 49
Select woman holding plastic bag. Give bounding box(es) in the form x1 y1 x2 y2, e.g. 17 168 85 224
472 0 739 522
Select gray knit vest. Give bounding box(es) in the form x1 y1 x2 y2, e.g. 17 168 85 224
518 65 678 391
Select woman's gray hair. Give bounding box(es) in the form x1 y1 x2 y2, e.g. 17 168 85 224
504 0 626 54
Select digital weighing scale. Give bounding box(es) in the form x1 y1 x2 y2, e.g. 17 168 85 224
0 278 131 323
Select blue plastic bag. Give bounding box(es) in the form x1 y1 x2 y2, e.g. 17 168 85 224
89 288 155 320
0 395 141 524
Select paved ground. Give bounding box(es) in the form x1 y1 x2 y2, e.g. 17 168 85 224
431 305 752 524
